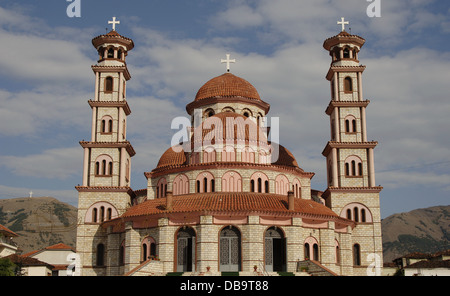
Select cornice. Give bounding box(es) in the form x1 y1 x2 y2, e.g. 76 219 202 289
88 100 131 115
145 161 315 179
325 65 366 81
322 186 383 198
186 96 270 115
322 141 378 156
80 141 136 157
91 65 131 81
76 186 136 198
325 100 370 115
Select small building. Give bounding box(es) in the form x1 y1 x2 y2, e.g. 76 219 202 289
5 254 54 276
0 224 19 258
22 243 77 276
404 260 450 276
393 249 450 276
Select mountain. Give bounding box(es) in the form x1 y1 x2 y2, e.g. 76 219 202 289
382 205 450 262
0 197 77 254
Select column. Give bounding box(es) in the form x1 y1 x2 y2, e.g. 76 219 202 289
368 148 376 187
332 148 338 187
120 147 126 187
361 107 367 142
358 72 363 101
82 147 89 186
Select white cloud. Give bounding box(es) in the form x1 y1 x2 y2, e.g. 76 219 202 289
0 147 82 180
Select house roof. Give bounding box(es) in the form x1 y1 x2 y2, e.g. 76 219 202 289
22 243 76 257
0 224 18 237
405 259 450 269
5 254 54 268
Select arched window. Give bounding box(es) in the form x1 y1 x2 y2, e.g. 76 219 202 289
173 174 189 195
344 77 353 92
341 203 373 223
335 240 340 264
96 243 104 266
86 202 118 223
107 48 114 58
222 146 236 162
222 171 242 192
105 76 113 92
250 172 269 193
344 115 356 133
100 116 113 134
142 237 156 261
117 49 123 60
344 156 363 177
157 178 167 198
203 147 216 163
241 147 255 163
304 237 319 261
293 178 301 198
343 48 350 58
353 244 361 266
92 208 98 223
119 241 125 266
275 174 289 195
195 172 215 193
204 108 215 118
95 155 113 176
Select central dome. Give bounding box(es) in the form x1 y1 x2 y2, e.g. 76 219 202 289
195 73 261 101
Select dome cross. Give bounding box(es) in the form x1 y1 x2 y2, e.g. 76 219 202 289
221 54 236 72
337 17 349 32
108 17 120 31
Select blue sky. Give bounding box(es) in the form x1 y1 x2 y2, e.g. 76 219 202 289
0 0 449 218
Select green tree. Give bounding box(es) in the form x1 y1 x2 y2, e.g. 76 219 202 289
0 257 16 276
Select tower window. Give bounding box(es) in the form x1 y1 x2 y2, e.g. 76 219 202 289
107 48 114 58
344 77 353 92
101 116 113 134
343 48 350 59
95 155 113 176
344 156 363 177
353 244 361 266
105 77 113 92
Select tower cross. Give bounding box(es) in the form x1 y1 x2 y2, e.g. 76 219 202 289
337 17 349 32
108 17 120 31
221 54 236 72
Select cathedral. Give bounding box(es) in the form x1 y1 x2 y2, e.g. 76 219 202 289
76 18 383 276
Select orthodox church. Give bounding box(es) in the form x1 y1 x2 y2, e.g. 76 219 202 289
76 18 383 276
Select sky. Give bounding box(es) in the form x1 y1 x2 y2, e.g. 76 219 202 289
0 0 449 219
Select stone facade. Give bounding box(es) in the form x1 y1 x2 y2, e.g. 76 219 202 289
76 28 383 276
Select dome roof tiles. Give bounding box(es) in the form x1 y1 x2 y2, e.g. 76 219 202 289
195 73 261 101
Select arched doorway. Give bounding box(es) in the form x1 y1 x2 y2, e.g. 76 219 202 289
264 227 286 272
219 226 241 272
176 227 196 272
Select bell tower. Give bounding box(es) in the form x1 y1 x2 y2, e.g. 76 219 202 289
76 18 136 276
321 19 383 275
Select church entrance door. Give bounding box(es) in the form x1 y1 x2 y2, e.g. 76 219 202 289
220 226 241 272
264 227 286 272
176 227 196 272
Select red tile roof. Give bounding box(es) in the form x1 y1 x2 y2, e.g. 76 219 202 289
0 224 18 237
119 192 340 219
22 243 76 257
195 73 261 101
5 254 54 268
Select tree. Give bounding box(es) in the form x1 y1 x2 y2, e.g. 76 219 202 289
0 257 16 276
